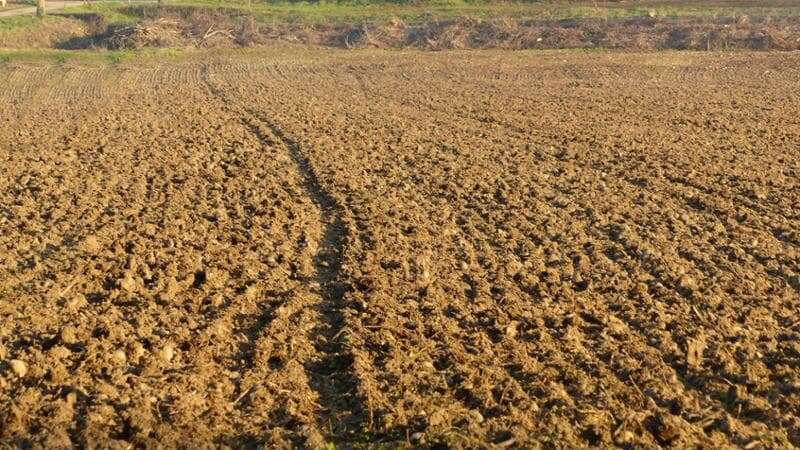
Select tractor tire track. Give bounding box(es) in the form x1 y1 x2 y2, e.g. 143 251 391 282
201 65 363 443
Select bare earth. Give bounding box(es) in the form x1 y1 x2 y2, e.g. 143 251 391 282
0 49 799 448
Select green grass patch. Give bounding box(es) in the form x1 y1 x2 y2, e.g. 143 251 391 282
0 15 42 30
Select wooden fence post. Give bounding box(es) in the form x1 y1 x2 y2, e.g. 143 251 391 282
36 0 46 17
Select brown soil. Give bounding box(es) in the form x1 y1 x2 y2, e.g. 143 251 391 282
1 49 799 448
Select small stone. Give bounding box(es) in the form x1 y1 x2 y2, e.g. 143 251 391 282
470 410 484 423
9 359 27 378
160 344 174 363
505 322 519 339
789 275 800 290
60 326 78 345
112 350 127 365
410 432 424 442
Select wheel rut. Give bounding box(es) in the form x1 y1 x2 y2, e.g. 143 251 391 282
251 112 362 437
201 66 362 442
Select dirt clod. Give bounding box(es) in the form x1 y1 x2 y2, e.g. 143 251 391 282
159 344 175 363
80 235 101 253
60 326 78 345
118 272 137 292
678 274 697 293
131 343 146 363
112 350 127 366
8 360 27 378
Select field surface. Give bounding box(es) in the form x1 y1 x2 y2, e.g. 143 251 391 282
0 49 799 448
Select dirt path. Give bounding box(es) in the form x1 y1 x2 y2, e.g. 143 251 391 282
0 1 84 17
0 1 151 17
0 50 799 448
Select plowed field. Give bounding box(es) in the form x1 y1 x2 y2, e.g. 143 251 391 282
1 49 799 448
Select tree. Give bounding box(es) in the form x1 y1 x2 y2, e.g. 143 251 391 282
36 0 45 17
